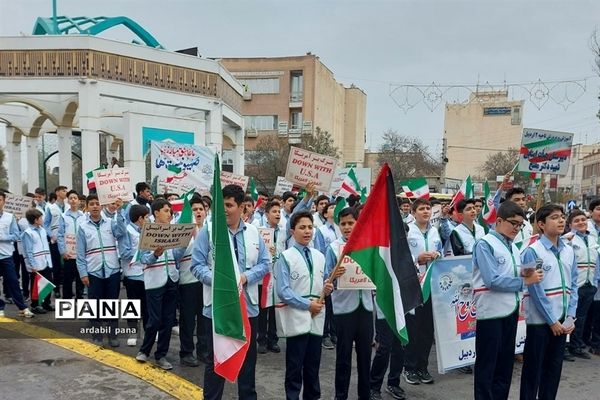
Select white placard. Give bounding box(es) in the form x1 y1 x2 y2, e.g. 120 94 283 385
337 245 376 290
138 223 196 250
4 194 33 219
64 233 77 257
220 171 250 192
273 176 294 196
517 128 574 176
258 228 274 248
285 146 337 192
93 168 133 205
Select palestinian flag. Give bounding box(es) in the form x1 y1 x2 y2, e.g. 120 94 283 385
85 167 105 190
478 180 497 234
341 164 423 344
400 177 430 200
249 177 264 209
450 175 473 208
211 155 251 382
337 167 367 202
31 272 55 303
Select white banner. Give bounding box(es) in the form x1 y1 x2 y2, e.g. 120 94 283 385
220 171 250 192
285 146 337 192
273 176 294 196
151 141 214 195
4 194 33 220
93 168 134 205
138 223 196 250
517 128 574 176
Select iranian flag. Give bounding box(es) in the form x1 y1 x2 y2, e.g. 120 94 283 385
211 155 251 382
174 189 195 223
516 233 539 252
337 168 367 202
249 177 264 209
478 180 497 233
341 164 423 343
450 175 473 208
31 272 55 303
400 177 430 200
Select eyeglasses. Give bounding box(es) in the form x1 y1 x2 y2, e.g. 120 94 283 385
503 219 524 230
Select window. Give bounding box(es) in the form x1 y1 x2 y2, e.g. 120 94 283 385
237 78 280 94
244 115 278 131
290 71 303 101
290 111 303 131
511 106 522 125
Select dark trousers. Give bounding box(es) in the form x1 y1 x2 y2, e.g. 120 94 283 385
323 296 336 340
519 324 567 400
370 318 404 392
178 281 208 358
13 247 29 298
0 256 28 310
48 241 62 293
285 333 322 400
589 300 600 350
334 307 374 400
569 284 597 350
139 278 177 360
204 316 258 400
474 310 519 400
123 277 148 330
403 298 433 373
258 306 278 347
30 268 52 309
87 273 120 339
62 259 84 300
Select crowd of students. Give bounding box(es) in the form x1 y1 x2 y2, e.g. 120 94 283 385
0 175 598 400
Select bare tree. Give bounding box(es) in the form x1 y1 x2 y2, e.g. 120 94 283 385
0 147 9 191
478 147 529 187
377 129 442 182
246 133 292 191
300 127 341 159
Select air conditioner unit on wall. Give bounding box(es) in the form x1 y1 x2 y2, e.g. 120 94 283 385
245 129 258 138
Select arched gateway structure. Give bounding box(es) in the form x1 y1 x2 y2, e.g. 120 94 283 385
0 16 244 193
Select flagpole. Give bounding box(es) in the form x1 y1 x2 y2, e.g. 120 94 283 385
534 173 545 211
318 255 345 304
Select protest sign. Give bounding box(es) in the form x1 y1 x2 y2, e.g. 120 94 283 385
257 228 274 248
4 194 33 219
329 167 372 195
273 176 294 196
220 171 250 192
138 223 195 250
430 256 526 373
517 128 574 176
64 234 77 257
93 168 133 205
285 146 337 192
430 204 442 230
151 141 214 195
337 245 376 290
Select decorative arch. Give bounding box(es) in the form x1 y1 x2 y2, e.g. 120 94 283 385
62 101 78 127
0 97 61 127
33 16 163 48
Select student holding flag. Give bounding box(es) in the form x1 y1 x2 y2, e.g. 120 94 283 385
275 210 334 400
325 206 375 400
403 198 442 385
472 201 543 400
191 180 270 400
445 199 485 257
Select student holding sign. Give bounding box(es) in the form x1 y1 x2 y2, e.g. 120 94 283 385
136 199 187 370
325 207 375 400
403 198 443 385
57 190 85 300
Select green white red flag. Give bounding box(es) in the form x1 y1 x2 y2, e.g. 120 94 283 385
450 175 473 208
340 164 423 344
249 177 264 209
337 167 367 203
211 155 251 382
31 272 55 303
478 180 497 233
400 177 430 200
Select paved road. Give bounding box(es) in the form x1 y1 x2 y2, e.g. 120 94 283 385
2 302 600 399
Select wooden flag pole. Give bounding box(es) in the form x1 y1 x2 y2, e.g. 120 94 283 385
318 255 345 304
534 173 546 211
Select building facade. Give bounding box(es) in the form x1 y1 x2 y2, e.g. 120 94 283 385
557 143 599 203
220 54 367 167
443 91 524 181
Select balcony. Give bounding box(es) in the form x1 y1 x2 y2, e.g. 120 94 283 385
289 91 303 107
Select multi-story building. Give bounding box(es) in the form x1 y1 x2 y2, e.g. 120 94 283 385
220 54 367 167
580 146 600 206
557 143 598 202
443 91 524 182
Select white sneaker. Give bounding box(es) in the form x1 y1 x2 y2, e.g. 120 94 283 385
20 308 34 318
135 352 148 363
0 310 5 317
172 326 180 335
127 335 138 347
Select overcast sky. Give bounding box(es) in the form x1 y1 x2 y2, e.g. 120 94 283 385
2 0 600 157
